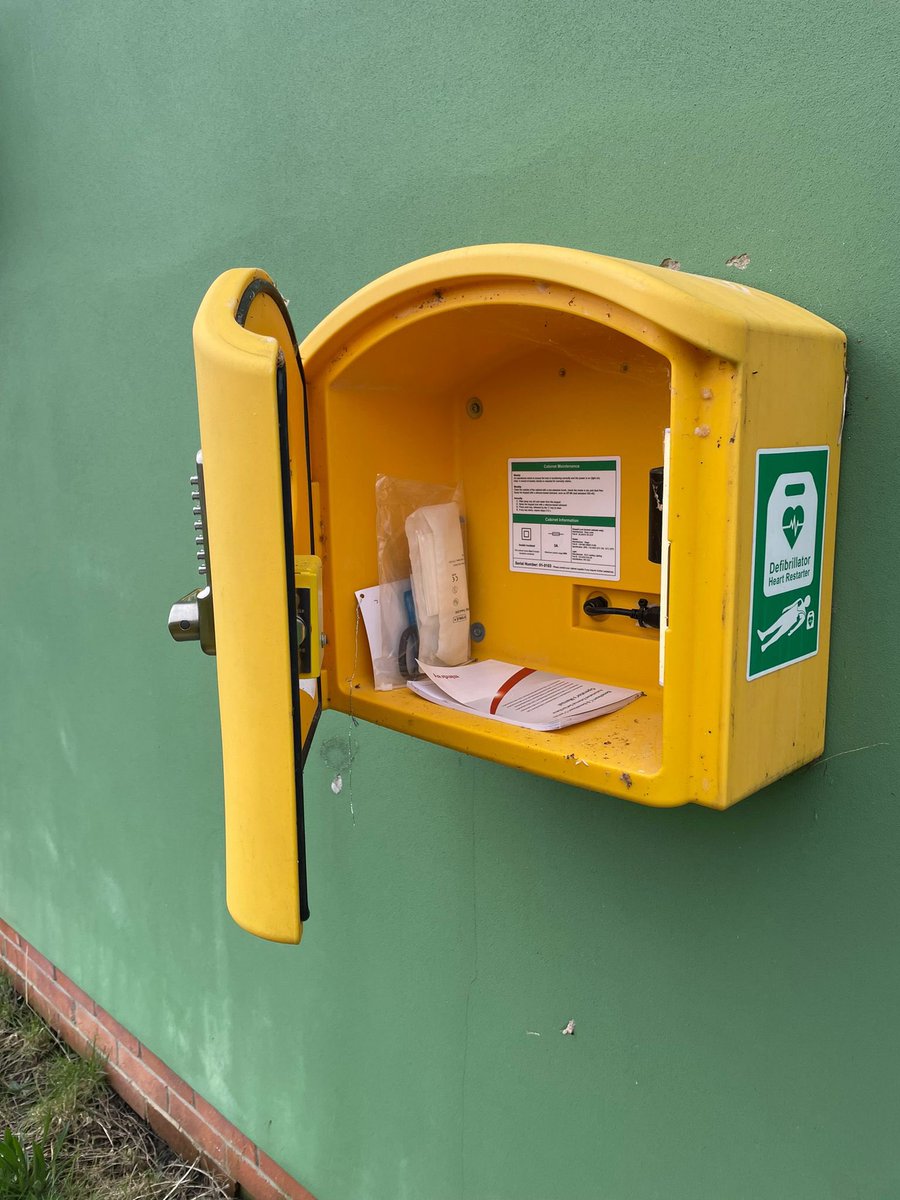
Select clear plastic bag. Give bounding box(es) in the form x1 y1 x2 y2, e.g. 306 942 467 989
373 475 471 689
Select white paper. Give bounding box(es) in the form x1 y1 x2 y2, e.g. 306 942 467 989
509 456 620 580
409 659 639 732
355 584 386 660
356 579 415 690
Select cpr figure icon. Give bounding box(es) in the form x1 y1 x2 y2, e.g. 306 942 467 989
757 596 812 653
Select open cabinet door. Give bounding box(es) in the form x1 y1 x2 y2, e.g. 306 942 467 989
192 269 319 944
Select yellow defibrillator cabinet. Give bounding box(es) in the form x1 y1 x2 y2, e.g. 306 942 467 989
167 245 845 942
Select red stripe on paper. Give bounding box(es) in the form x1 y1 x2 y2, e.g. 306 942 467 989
489 667 535 714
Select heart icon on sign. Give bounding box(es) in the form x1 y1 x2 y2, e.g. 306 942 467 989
782 505 804 548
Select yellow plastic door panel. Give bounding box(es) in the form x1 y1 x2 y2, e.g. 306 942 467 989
193 269 318 944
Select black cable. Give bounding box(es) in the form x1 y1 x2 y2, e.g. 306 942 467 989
583 597 661 629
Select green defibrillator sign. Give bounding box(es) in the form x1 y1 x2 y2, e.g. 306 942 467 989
747 446 829 681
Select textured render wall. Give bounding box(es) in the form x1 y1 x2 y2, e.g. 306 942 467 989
1 3 898 1199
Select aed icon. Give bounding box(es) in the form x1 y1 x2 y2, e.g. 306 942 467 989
749 447 829 681
166 245 845 943
764 467 820 596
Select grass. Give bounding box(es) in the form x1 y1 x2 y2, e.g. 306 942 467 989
0 978 233 1200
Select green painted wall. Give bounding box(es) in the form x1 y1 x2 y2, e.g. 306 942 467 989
2 2 898 1198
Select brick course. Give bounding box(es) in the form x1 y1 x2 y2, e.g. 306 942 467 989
0 920 316 1200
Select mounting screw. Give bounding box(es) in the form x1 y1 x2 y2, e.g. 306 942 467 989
320 632 328 648
466 397 483 419
470 622 486 642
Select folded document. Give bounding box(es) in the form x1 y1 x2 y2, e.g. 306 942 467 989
409 659 640 732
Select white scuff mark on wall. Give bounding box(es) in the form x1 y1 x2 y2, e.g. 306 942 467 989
40 828 60 866
525 1030 541 1037
58 724 77 774
320 730 356 815
98 872 127 929
561 1019 576 1036
725 252 751 269
194 928 240 1119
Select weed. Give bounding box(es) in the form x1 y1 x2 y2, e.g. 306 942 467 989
0 981 232 1199
18 1015 54 1058
40 1052 105 1119
0 979 18 1027
0 1120 69 1198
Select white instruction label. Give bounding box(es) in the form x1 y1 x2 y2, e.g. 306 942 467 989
508 457 620 580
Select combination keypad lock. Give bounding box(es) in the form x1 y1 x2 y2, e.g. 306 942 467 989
168 450 216 656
